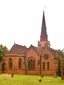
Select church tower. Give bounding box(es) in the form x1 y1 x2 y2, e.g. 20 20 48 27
38 11 50 48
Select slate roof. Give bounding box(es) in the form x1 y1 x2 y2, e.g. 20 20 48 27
7 44 27 54
6 43 63 60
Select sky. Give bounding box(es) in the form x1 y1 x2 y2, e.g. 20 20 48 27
0 0 64 50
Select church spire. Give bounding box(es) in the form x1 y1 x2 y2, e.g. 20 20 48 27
40 11 48 41
38 11 50 48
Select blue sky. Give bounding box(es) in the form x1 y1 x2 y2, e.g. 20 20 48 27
0 0 64 50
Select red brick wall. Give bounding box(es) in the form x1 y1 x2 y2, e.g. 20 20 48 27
4 47 57 75
26 47 56 75
4 55 25 74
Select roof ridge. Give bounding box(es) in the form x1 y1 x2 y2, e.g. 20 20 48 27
7 43 27 54
14 44 27 48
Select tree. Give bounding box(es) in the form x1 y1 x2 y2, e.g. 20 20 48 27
61 49 64 55
0 44 9 60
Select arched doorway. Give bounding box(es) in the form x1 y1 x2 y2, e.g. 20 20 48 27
2 63 6 73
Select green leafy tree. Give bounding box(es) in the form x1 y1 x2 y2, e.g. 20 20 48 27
0 45 9 60
62 49 64 55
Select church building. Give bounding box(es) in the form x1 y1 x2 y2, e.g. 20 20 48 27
4 11 64 75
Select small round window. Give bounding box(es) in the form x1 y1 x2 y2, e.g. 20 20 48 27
44 54 49 60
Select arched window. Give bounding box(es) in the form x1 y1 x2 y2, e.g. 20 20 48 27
47 62 49 69
18 58 22 69
28 59 35 70
43 62 45 70
9 58 12 68
38 60 40 65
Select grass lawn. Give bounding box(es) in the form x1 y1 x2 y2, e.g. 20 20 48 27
0 74 64 85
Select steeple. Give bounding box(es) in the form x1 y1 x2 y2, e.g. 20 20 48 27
38 11 50 48
40 11 48 41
